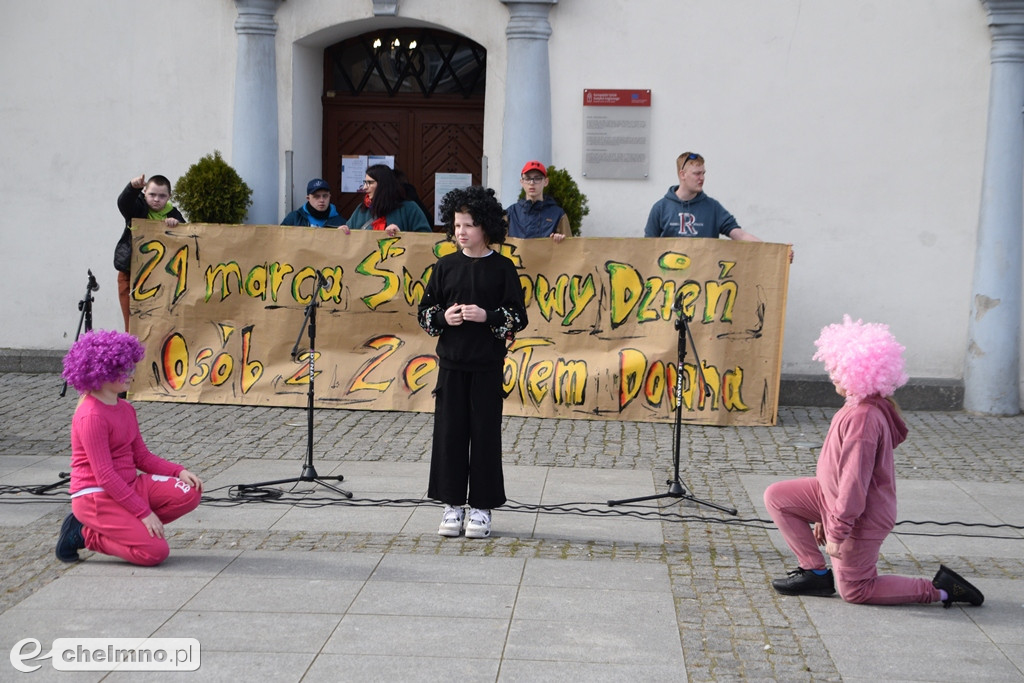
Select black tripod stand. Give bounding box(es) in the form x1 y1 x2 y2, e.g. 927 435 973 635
238 272 351 497
608 300 737 515
59 270 99 398
45 270 101 494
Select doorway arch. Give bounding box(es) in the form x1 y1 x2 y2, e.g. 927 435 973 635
322 27 486 227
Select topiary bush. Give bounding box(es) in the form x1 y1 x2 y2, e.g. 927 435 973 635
518 165 589 236
173 150 253 223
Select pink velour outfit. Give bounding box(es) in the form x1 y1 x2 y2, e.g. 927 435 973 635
69 396 201 566
764 395 940 604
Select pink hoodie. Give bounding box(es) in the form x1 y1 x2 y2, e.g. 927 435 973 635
816 395 908 544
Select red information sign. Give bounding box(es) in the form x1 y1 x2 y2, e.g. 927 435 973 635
583 89 651 106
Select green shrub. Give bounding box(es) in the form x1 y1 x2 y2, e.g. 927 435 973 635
173 151 253 224
518 165 589 236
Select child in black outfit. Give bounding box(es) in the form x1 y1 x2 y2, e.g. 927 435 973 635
418 186 528 538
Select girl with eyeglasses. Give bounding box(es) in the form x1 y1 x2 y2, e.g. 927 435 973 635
339 164 432 237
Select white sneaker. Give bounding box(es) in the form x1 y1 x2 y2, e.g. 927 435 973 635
464 508 492 538
438 505 464 537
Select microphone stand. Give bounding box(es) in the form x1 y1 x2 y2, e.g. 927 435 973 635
238 272 351 498
608 298 737 515
43 270 100 494
59 270 99 398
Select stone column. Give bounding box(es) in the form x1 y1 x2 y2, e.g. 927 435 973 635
500 0 557 205
964 0 1024 415
232 0 283 225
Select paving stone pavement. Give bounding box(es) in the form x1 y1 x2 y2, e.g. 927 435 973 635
1 371 1023 681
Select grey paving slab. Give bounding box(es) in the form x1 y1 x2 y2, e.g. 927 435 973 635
0 499 63 525
0 454 66 477
348 581 520 619
66 550 241 578
303 653 499 683
825 632 1021 681
503 616 684 665
153 611 342 653
185 576 364 613
16 576 210 612
104 652 316 683
271 504 416 533
0 608 174 648
512 584 678 623
520 557 671 591
219 550 382 580
371 553 525 585
324 614 509 658
497 660 690 682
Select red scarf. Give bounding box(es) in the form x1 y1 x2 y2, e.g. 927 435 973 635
364 194 387 230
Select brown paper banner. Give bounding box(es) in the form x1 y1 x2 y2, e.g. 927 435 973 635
127 221 789 425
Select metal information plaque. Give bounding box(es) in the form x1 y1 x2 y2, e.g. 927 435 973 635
581 89 651 179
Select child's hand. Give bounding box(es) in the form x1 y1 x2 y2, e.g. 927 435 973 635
338 225 351 234
178 469 203 491
825 540 842 559
384 224 400 237
551 233 565 243
813 522 825 546
445 303 465 326
131 174 146 189
141 513 165 538
164 218 179 228
461 304 486 323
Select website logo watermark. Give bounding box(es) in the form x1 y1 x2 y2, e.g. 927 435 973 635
10 638 200 673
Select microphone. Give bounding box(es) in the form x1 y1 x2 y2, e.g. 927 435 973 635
87 269 100 291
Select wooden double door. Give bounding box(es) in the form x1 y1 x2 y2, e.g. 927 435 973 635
322 94 484 229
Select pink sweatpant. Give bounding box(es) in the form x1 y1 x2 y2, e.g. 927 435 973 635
72 473 201 566
764 477 940 605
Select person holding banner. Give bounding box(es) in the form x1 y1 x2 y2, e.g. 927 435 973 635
339 164 431 237
506 160 570 242
763 316 983 608
645 152 793 261
56 330 203 566
418 186 528 539
281 178 346 228
115 174 185 330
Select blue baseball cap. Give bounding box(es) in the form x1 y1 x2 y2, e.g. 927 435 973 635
307 178 330 194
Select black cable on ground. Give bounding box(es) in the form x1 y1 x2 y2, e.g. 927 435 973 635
4 481 1024 540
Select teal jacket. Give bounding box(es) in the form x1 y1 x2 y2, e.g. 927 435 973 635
346 200 432 232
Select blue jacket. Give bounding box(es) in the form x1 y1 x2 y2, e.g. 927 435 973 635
282 203 345 228
643 188 739 238
506 197 569 239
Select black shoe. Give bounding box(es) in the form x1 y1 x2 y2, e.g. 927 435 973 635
55 512 85 563
772 567 836 597
932 565 984 608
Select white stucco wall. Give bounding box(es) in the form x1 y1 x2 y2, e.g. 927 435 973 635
0 0 239 343
0 0 1002 390
544 0 991 377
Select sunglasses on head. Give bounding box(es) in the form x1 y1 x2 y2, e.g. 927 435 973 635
680 152 702 170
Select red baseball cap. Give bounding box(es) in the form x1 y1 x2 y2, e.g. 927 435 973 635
521 161 547 176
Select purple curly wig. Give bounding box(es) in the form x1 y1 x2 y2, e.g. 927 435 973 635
61 330 145 393
812 315 908 404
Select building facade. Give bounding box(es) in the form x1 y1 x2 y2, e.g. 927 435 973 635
1 0 1020 413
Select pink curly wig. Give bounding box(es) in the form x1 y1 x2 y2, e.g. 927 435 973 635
812 315 908 403
61 330 145 393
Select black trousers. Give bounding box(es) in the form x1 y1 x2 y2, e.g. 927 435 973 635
427 366 506 509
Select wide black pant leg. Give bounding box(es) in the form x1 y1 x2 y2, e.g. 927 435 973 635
428 367 506 509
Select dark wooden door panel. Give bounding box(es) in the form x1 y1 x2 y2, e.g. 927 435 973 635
323 97 483 224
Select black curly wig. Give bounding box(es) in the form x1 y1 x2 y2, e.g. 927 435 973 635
438 186 507 245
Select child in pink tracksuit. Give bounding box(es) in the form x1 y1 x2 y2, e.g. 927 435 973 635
764 316 983 607
56 330 202 566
